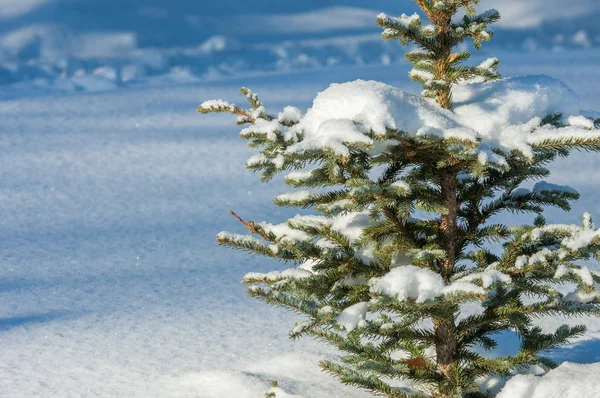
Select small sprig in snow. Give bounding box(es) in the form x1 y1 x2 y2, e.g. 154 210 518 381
390 180 411 193
265 385 305 398
532 181 579 195
554 265 594 286
216 231 264 246
479 57 499 71
409 69 435 83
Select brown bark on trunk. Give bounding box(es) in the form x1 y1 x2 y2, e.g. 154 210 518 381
440 171 458 283
435 55 452 110
434 319 457 382
435 171 459 392
435 13 453 110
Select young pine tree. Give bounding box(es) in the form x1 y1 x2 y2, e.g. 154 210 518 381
199 1 600 397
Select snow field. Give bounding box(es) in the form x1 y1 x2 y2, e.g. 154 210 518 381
1 55 600 396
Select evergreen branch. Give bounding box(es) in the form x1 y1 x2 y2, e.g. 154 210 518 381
531 135 600 152
320 360 423 398
520 324 587 354
197 100 257 124
248 286 319 317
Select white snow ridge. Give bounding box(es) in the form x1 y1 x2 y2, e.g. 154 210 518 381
286 76 598 165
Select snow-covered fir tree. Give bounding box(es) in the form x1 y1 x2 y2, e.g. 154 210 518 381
199 1 600 397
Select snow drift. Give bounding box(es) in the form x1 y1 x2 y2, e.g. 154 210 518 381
497 362 600 398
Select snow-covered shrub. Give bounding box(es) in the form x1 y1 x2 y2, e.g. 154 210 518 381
199 1 600 397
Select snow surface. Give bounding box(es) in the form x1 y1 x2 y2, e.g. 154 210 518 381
0 70 373 397
496 362 600 398
2 38 600 397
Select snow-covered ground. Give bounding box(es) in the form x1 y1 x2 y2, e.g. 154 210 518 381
2 50 600 396
2 0 600 395
497 362 600 398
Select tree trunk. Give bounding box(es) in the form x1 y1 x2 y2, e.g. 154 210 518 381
435 171 459 392
434 319 457 383
440 171 458 283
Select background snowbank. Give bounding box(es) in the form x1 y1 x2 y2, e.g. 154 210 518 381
1 0 600 97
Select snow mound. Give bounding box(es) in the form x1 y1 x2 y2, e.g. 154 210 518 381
453 75 580 131
289 79 471 156
336 302 368 332
287 76 598 163
328 211 371 242
370 265 445 303
496 362 600 398
453 75 584 157
370 264 511 303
